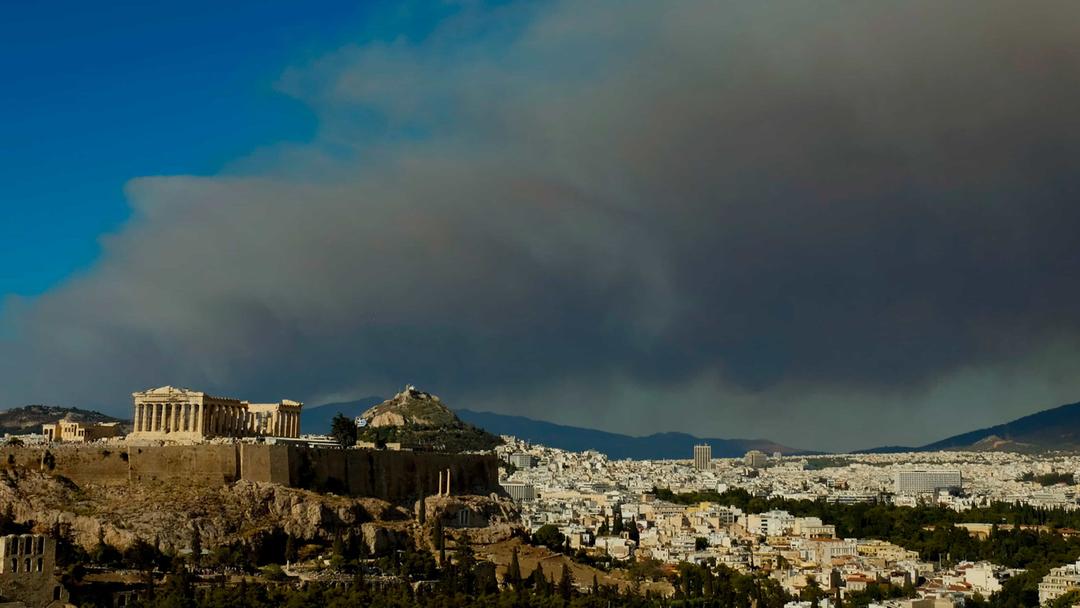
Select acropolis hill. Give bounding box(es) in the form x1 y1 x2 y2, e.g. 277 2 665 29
0 386 516 568
4 385 502 503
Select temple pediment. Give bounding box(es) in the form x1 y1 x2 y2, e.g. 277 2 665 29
133 385 202 397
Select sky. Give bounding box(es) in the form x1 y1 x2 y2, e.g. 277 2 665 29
4 0 1080 452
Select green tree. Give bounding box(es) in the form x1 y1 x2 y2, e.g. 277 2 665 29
559 562 573 601
802 575 824 608
508 547 522 587
189 526 202 566
330 413 358 448
283 534 298 563
332 531 345 558
533 524 564 550
0 503 15 535
124 539 159 597
432 516 445 551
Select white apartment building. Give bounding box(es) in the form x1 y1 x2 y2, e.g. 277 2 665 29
1039 560 1080 605
500 481 536 503
894 470 962 495
746 510 796 536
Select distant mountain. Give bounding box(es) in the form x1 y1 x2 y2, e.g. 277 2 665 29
917 400 1080 452
853 445 918 454
853 400 1080 453
300 396 383 435
455 409 810 459
0 405 125 435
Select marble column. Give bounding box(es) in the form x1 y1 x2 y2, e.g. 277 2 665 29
134 404 143 432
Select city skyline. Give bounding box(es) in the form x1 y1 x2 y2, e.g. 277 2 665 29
6 1 1080 452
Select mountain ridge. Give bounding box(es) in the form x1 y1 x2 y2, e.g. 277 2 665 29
915 400 1080 452
455 409 812 459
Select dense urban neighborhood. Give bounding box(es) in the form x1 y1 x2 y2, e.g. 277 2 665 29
499 439 1080 607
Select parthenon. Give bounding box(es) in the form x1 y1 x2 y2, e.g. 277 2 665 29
128 386 302 442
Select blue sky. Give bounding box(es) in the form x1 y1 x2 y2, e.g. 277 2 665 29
0 0 455 298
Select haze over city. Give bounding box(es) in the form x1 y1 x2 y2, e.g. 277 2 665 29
6 0 1080 452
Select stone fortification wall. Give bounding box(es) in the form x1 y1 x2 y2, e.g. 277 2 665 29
0 444 500 502
286 448 500 500
129 445 241 484
1 445 130 486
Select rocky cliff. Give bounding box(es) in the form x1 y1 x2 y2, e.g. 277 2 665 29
0 466 519 557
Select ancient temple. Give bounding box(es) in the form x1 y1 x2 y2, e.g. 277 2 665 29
128 386 302 441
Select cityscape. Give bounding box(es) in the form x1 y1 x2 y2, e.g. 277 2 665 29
6 1 1080 607
0 388 1079 606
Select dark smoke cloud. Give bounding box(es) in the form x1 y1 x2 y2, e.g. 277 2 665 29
5 1 1080 450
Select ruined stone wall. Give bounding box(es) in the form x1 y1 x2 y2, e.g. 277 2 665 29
0 444 500 503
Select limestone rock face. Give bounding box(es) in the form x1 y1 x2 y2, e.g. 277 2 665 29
360 522 412 555
0 468 397 552
421 494 524 547
0 467 519 558
359 385 458 428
